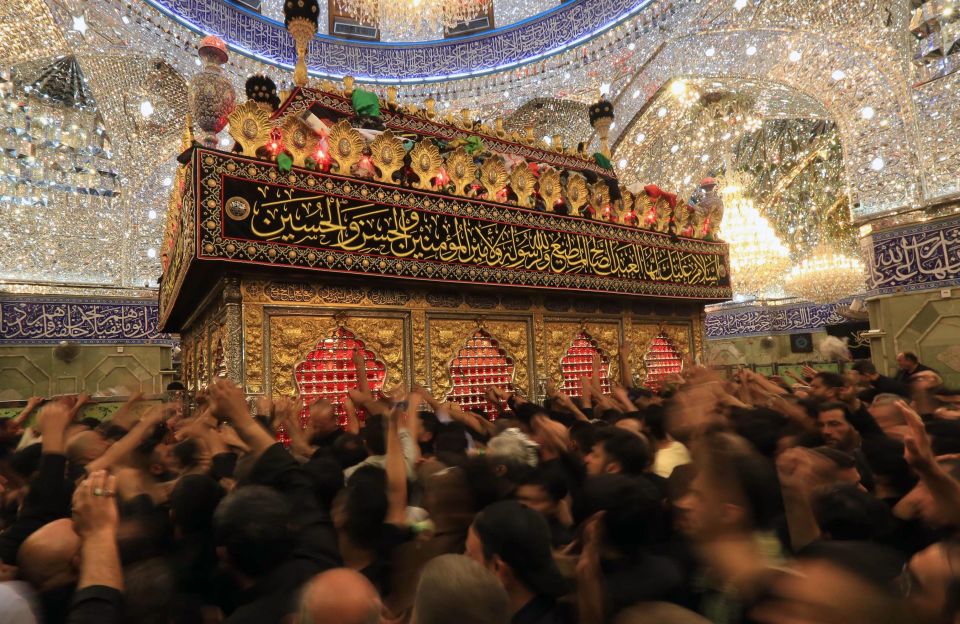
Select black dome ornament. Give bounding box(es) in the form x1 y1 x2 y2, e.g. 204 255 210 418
245 75 280 111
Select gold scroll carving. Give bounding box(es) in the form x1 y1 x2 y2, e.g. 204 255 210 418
243 303 265 394
481 320 530 397
428 318 477 400
412 310 427 387
544 321 622 387
268 314 406 397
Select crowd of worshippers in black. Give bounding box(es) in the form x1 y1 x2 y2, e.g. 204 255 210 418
1 346 959 624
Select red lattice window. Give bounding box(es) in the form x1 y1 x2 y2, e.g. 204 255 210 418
559 331 612 397
294 326 387 427
447 328 515 420
643 332 683 390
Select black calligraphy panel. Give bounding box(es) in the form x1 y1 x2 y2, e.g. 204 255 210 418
198 152 731 300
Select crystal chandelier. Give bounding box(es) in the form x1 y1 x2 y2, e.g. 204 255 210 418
336 0 489 39
784 243 865 303
718 171 790 298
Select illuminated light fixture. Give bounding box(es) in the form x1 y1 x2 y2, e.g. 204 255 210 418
861 106 876 120
71 15 88 35
148 210 158 219
618 158 628 168
632 89 641 99
734 0 747 10
162 177 172 186
871 156 885 171
657 107 667 117
789 50 802 62
705 46 716 57
334 0 491 40
746 45 757 56
669 79 700 108
140 100 154 118
831 69 846 81
147 248 157 258
719 172 790 298
785 244 865 303
634 132 646 144
670 144 679 153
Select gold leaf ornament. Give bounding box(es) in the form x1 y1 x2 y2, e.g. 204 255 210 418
228 100 273 156
369 130 404 184
589 181 611 216
509 161 536 208
445 147 477 197
410 139 443 190
538 166 562 212
479 155 508 199
565 173 588 216
327 119 365 174
281 116 319 167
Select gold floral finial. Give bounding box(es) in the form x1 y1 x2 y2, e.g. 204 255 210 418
369 130 405 184
588 181 611 216
228 100 273 157
410 139 443 190
479 155 508 200
538 166 562 212
509 161 536 208
445 147 477 197
327 119 365 174
565 173 588 216
281 116 319 167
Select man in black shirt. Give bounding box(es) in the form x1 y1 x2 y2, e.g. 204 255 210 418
466 500 569 624
895 352 933 385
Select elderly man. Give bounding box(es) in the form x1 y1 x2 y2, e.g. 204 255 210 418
298 568 384 624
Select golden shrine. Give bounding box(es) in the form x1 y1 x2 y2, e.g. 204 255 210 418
160 40 731 415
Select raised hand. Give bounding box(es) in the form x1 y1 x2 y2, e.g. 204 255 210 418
72 470 119 538
75 393 92 407
26 396 44 409
899 400 936 473
208 379 250 423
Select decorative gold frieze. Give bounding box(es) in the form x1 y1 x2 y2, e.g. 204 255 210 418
445 147 477 197
228 100 273 157
370 130 405 184
410 139 443 190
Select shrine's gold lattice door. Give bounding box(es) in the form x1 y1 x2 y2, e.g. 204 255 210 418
643 332 683 390
559 331 612 397
447 328 515 420
294 326 387 426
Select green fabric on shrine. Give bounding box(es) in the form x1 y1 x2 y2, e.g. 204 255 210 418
593 152 613 170
465 136 484 154
277 152 293 172
351 89 381 117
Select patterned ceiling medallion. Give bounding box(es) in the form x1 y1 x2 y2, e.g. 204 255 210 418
224 196 251 220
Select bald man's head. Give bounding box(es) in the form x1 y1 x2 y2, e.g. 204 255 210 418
17 518 81 592
298 568 381 624
66 429 109 466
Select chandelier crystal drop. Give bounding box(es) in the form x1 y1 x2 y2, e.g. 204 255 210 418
784 243 865 303
336 0 489 39
719 172 790 298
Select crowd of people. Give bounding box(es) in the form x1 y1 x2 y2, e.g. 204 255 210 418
0 346 958 624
